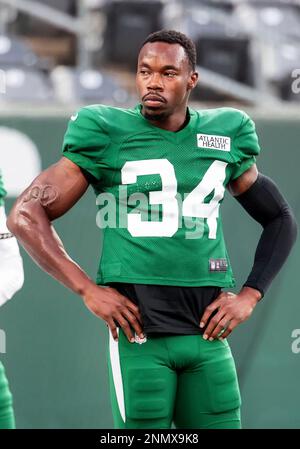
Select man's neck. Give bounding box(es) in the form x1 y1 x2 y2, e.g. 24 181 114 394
143 108 190 132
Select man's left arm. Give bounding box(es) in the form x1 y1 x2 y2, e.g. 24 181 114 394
200 163 297 341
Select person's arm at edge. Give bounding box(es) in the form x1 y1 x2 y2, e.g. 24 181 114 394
7 156 143 342
0 205 24 307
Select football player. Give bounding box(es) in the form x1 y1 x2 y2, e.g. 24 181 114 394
0 171 24 429
7 30 297 429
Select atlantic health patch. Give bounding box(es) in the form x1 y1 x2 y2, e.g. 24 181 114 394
197 134 231 151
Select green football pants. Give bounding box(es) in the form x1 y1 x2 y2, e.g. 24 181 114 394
107 330 241 429
0 361 15 429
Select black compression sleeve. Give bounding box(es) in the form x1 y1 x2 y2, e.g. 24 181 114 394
235 173 297 298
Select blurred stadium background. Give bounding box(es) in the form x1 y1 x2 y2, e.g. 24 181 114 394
0 0 299 429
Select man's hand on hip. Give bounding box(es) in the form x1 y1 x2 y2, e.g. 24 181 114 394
199 287 261 340
82 284 144 343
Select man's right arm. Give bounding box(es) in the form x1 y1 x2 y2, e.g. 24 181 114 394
7 156 143 342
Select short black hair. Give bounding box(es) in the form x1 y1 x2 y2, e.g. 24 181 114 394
141 30 197 71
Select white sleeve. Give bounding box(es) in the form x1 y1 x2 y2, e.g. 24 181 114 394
0 206 24 306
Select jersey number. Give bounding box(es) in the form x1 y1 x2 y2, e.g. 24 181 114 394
121 159 227 239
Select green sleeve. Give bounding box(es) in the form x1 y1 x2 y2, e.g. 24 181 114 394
62 106 110 181
231 113 261 180
0 172 7 206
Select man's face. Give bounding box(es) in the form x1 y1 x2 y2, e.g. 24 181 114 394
136 42 198 121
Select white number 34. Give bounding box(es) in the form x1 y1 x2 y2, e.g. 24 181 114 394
121 159 227 239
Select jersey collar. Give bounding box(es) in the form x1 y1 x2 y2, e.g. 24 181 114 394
135 104 197 142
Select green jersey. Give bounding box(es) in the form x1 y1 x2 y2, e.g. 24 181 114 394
0 172 6 206
62 104 260 287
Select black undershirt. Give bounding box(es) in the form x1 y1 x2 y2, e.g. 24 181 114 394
109 283 221 336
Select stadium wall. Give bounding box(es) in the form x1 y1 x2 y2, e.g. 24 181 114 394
0 112 299 429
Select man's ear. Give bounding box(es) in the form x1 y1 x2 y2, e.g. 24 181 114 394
188 72 199 90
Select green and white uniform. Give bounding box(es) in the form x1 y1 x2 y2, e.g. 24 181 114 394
0 173 14 429
108 330 241 429
0 362 15 429
0 172 24 429
62 104 260 428
62 104 260 288
0 172 24 308
0 173 6 207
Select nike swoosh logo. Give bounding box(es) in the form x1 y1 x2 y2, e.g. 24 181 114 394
71 113 78 121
